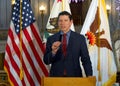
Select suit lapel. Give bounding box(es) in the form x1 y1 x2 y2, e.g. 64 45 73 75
67 31 74 54
54 31 61 42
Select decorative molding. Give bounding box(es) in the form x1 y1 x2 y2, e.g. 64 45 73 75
0 41 6 53
112 29 120 42
0 71 10 86
0 30 8 41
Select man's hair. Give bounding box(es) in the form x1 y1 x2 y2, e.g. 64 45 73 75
58 11 73 21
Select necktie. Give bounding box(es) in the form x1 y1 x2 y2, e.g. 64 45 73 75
62 34 67 56
62 34 67 76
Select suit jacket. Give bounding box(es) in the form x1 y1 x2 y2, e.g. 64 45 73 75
43 30 93 77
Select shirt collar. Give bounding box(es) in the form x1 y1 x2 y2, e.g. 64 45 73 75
60 30 71 37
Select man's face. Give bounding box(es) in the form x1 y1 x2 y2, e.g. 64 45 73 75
58 15 73 33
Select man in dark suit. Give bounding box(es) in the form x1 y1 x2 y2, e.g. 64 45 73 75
43 11 93 77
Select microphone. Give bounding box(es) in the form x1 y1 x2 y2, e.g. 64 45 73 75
59 34 62 42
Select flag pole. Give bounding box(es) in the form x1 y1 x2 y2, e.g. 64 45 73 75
97 0 101 82
20 0 23 80
62 0 65 11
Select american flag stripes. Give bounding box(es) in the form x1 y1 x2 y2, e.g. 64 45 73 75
4 0 48 86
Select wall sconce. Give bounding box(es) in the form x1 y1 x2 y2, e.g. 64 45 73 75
106 5 111 15
39 5 46 13
39 5 46 34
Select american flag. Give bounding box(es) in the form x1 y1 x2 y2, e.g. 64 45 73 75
4 0 48 85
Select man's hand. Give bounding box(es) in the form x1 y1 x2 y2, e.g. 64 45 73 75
52 41 61 54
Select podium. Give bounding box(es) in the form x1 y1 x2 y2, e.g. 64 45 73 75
41 76 96 86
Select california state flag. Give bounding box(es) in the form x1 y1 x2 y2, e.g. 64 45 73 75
46 0 74 33
81 0 117 85
43 0 74 43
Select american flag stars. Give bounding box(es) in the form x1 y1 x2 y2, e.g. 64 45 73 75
12 0 35 33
